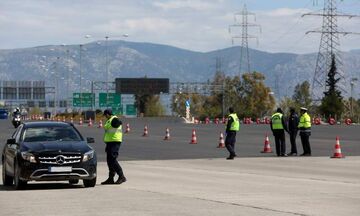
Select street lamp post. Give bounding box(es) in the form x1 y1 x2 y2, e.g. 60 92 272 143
53 56 61 116
85 34 129 109
350 78 358 119
105 36 109 109
66 48 70 112
79 44 83 115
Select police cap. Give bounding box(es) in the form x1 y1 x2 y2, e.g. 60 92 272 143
300 107 308 111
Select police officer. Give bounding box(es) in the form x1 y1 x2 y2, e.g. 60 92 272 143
13 107 20 116
298 107 312 156
287 107 299 156
101 109 127 185
270 108 288 157
225 107 240 160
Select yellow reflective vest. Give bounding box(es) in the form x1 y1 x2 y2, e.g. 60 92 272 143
298 112 311 132
271 112 284 130
228 113 240 131
103 115 122 143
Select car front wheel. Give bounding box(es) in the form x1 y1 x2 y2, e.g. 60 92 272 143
83 178 96 187
2 161 13 186
14 162 27 190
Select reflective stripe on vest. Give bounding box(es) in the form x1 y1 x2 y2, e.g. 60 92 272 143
298 112 311 131
228 113 240 131
104 116 122 142
271 112 284 130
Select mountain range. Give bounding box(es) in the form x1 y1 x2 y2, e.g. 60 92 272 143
0 40 359 99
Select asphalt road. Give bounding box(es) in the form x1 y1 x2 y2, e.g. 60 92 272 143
0 117 359 162
1 118 359 216
1 159 359 216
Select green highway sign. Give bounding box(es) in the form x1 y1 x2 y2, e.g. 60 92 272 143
126 104 136 116
112 106 123 115
73 93 95 107
99 93 121 107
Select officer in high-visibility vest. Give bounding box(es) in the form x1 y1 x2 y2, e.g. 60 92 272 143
101 109 127 185
270 108 288 157
298 107 312 156
225 107 240 160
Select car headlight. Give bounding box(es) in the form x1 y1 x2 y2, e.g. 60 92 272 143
83 150 94 162
21 152 36 163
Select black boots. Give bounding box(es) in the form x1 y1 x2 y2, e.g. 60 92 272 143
101 178 114 185
226 154 237 160
101 176 127 185
115 176 127 184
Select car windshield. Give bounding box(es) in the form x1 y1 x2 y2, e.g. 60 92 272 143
23 126 82 142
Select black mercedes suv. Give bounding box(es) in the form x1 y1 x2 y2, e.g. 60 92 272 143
2 121 97 189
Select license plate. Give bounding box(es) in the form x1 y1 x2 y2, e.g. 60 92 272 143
49 166 72 173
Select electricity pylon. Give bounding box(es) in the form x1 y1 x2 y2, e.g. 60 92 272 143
229 4 261 77
303 0 360 101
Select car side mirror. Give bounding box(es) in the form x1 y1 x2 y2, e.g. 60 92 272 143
86 137 95 143
6 139 16 145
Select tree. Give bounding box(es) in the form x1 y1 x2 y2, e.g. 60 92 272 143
134 94 150 115
292 81 312 109
203 71 225 117
319 54 344 119
278 97 297 115
144 95 165 117
171 71 275 119
240 72 275 118
171 93 205 118
135 94 165 117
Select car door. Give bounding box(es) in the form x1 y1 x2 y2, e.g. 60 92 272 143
5 125 23 176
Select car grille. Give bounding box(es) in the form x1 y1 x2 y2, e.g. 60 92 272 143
30 168 91 179
38 154 82 165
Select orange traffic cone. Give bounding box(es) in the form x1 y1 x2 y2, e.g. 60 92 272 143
98 119 103 128
88 118 93 127
217 132 225 148
70 117 74 124
189 129 197 144
142 125 149 137
125 123 130 133
331 136 345 158
164 128 171 140
261 133 273 153
79 117 83 126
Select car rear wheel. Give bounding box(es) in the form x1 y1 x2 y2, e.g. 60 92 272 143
14 162 27 190
83 177 96 187
69 179 79 184
2 161 13 186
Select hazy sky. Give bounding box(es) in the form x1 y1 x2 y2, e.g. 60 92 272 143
0 0 359 53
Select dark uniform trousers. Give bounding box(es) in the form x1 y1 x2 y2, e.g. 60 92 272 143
273 130 286 156
105 142 124 178
225 131 237 156
289 130 298 154
300 132 311 155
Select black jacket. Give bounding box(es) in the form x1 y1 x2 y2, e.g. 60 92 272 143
110 116 122 128
288 112 299 132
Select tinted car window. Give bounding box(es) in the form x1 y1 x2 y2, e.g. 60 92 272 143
23 126 81 142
